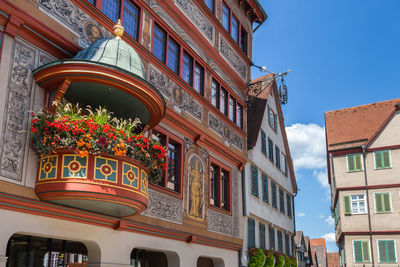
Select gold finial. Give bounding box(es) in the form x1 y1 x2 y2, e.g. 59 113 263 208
113 19 124 39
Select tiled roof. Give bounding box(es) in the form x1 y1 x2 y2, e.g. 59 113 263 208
325 98 400 150
327 252 339 267
310 238 326 248
247 74 297 193
310 238 327 267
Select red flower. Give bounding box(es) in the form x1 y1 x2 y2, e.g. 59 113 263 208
31 126 38 134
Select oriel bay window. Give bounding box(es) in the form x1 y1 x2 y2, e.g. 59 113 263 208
204 0 215 13
153 24 166 62
222 2 230 31
97 0 141 41
150 128 183 193
221 1 248 53
211 79 243 128
167 38 180 74
210 160 231 211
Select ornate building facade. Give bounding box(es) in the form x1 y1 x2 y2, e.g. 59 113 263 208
0 0 266 266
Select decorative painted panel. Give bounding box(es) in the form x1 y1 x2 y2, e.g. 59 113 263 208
38 155 58 180
208 112 244 150
232 168 239 237
219 36 246 79
148 65 203 121
37 0 111 48
187 154 204 220
122 162 139 189
207 209 233 236
174 0 214 43
141 170 148 194
144 188 183 223
62 154 88 178
94 156 117 182
0 40 36 181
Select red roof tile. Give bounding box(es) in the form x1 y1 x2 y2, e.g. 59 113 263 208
325 98 400 150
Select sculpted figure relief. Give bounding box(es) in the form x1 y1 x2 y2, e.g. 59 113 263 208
188 156 203 219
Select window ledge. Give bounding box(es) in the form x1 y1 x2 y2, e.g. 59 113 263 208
208 205 231 216
149 184 182 199
347 170 364 173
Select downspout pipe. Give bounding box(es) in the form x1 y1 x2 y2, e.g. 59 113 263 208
362 145 374 266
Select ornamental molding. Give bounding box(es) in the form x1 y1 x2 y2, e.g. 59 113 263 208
148 65 203 121
37 0 111 48
174 0 214 43
219 36 246 79
144 188 183 223
208 112 243 150
207 208 233 236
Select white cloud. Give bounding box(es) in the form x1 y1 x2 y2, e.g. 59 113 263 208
322 233 336 243
297 212 306 217
286 123 326 170
313 170 329 189
325 216 335 226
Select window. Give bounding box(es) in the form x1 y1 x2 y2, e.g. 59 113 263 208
251 165 258 197
205 0 214 13
269 226 275 250
283 153 288 176
267 105 278 132
374 150 391 169
262 174 268 203
378 240 396 263
153 24 166 63
287 194 292 218
236 104 243 128
210 161 230 210
220 87 228 115
375 192 391 213
167 38 180 74
259 223 266 249
271 182 277 208
194 63 204 95
123 0 140 40
275 146 280 168
248 218 255 249
343 194 366 215
240 27 248 53
261 130 267 155
211 80 219 107
279 188 285 213
229 97 236 122
353 240 370 263
347 153 363 172
182 52 193 86
231 15 239 43
278 231 283 253
102 0 120 23
151 129 182 193
285 234 290 255
222 2 230 32
268 138 274 162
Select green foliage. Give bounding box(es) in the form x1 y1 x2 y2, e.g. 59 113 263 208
263 250 275 267
283 255 290 267
248 248 266 267
290 257 297 267
274 254 284 267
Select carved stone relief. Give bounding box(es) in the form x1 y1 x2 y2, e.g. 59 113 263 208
0 41 36 181
148 65 203 121
144 188 183 223
37 0 111 48
208 113 244 150
219 36 246 79
231 168 239 237
207 209 233 236
174 0 214 43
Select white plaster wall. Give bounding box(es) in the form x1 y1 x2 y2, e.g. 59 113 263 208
369 112 400 148
0 209 237 267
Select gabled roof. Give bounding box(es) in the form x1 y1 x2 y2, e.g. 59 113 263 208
294 231 304 247
247 74 297 193
325 98 400 151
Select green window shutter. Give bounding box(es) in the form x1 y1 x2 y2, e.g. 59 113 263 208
347 155 355 171
251 166 258 196
383 193 391 212
362 241 370 262
375 151 383 169
375 193 383 213
355 154 362 170
344 195 351 215
387 240 396 262
378 240 387 262
354 241 362 262
383 150 391 168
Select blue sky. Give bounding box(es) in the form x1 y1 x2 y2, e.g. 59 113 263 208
251 0 400 252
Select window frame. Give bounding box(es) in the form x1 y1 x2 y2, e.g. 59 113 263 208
261 130 267 155
262 173 268 203
220 1 248 53
346 153 363 172
279 188 285 213
353 240 371 263
275 145 281 169
268 138 274 163
277 231 283 253
271 181 277 209
251 165 258 197
287 194 292 218
374 150 392 169
377 239 397 263
259 223 266 250
209 157 232 213
248 218 255 249
204 0 215 14
148 127 184 197
350 194 367 214
374 192 392 213
269 226 275 250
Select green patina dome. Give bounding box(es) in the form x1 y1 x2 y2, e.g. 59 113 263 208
74 37 146 79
